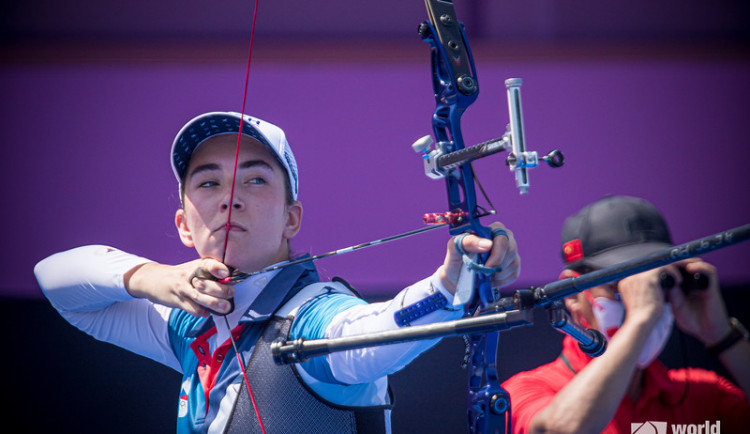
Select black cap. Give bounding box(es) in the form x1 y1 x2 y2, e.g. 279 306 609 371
561 196 673 271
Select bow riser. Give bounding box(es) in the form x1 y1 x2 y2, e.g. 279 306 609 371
419 2 485 240
422 2 510 433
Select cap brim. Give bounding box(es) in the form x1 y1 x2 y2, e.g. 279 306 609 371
171 112 274 182
581 242 673 270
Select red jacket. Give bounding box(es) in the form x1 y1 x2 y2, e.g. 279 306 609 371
502 335 750 433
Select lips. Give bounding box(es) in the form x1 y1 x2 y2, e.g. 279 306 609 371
214 222 247 233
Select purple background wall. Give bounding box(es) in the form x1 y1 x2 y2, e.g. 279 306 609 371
2 1 750 299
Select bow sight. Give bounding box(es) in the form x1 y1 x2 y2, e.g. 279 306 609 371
412 76 564 194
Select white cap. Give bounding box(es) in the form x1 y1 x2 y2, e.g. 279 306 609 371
171 112 298 200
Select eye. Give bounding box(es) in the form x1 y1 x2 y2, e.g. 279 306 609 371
246 176 266 185
198 180 219 188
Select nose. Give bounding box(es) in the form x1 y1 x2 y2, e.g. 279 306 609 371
221 193 245 212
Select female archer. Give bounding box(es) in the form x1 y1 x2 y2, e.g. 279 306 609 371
35 111 520 433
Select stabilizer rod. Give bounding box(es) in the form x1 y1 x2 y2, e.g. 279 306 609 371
271 309 532 365
272 223 750 364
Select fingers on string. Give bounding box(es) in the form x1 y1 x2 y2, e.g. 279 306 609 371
188 259 233 288
185 281 233 316
187 259 235 315
199 258 231 280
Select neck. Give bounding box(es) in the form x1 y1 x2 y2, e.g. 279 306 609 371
223 242 290 273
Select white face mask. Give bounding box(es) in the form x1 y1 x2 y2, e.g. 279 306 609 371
591 296 673 369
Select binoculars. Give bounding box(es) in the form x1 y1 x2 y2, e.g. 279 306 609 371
659 268 709 294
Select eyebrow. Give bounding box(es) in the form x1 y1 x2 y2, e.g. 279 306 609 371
188 159 275 179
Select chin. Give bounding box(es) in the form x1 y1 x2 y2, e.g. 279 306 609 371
193 243 226 263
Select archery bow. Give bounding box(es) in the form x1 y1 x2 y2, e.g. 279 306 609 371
415 2 508 432
414 1 566 432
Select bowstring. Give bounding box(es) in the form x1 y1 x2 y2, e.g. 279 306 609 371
221 0 266 432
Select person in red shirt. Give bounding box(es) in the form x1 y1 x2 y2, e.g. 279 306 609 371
502 195 750 433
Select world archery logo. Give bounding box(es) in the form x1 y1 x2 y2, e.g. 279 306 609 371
632 421 721 434
632 421 667 434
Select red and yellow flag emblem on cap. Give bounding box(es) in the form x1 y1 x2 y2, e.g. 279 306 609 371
563 239 584 263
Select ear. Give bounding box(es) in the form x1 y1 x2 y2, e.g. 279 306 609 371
175 208 195 248
282 201 303 240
